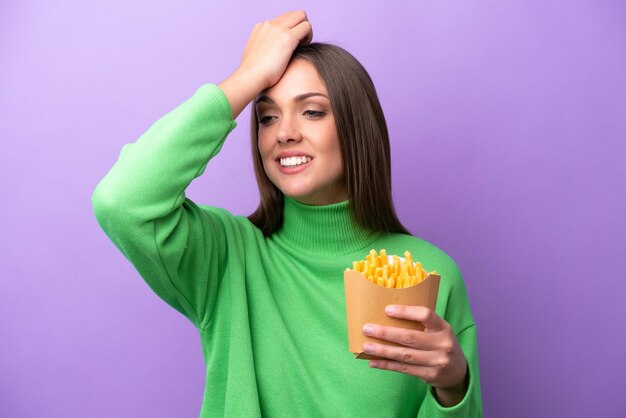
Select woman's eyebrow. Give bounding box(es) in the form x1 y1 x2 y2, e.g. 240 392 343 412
255 92 329 106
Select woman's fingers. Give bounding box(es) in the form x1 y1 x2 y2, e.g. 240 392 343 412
362 323 438 350
265 10 312 47
271 10 312 46
293 20 313 45
271 10 308 29
362 341 442 367
385 305 449 332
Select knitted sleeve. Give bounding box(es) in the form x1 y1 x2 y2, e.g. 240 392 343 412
91 84 237 329
417 259 484 417
418 324 483 417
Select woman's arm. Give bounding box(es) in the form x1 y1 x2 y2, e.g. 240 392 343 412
91 10 315 329
91 84 238 329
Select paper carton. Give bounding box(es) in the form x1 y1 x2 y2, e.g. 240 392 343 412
343 267 441 360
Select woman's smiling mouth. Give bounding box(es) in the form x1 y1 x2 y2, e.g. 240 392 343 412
279 156 312 167
276 156 313 174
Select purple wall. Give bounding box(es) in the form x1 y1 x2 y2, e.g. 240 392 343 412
1 1 624 417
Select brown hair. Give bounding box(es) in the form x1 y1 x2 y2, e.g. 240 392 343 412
247 42 410 237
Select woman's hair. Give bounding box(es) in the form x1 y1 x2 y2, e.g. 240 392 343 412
247 42 411 237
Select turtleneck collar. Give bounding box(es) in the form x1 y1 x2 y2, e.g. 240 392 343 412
273 195 382 256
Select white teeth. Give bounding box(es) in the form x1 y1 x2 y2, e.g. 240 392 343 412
279 156 312 167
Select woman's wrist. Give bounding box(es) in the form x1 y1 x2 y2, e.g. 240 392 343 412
217 69 267 120
432 367 469 407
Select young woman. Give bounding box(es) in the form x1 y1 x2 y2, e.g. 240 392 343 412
92 10 483 417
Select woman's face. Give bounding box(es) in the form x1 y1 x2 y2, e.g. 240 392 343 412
255 58 348 206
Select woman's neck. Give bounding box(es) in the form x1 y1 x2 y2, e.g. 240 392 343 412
273 195 382 256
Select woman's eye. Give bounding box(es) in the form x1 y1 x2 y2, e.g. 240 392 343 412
258 111 325 125
304 110 325 118
258 116 274 124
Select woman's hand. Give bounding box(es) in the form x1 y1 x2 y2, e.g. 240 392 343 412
218 10 313 119
362 305 469 406
238 10 313 90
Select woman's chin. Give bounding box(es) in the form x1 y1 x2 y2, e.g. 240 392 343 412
281 189 315 202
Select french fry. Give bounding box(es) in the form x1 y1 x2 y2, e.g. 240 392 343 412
380 249 388 267
401 263 409 287
403 274 412 288
404 251 414 275
369 249 378 267
394 273 402 289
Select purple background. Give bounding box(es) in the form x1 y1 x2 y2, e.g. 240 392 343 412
1 1 625 417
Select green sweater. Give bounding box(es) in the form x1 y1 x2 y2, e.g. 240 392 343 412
91 83 483 417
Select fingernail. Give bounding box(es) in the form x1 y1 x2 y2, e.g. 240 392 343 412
385 305 396 315
370 360 379 368
363 324 374 335
363 343 375 354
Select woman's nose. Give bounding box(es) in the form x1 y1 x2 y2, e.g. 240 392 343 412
276 115 303 143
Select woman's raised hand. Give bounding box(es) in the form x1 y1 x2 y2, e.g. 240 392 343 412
218 10 313 120
239 10 313 89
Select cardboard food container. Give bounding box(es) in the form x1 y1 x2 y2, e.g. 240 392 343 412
344 256 441 360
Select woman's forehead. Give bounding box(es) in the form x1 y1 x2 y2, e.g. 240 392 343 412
258 59 328 101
